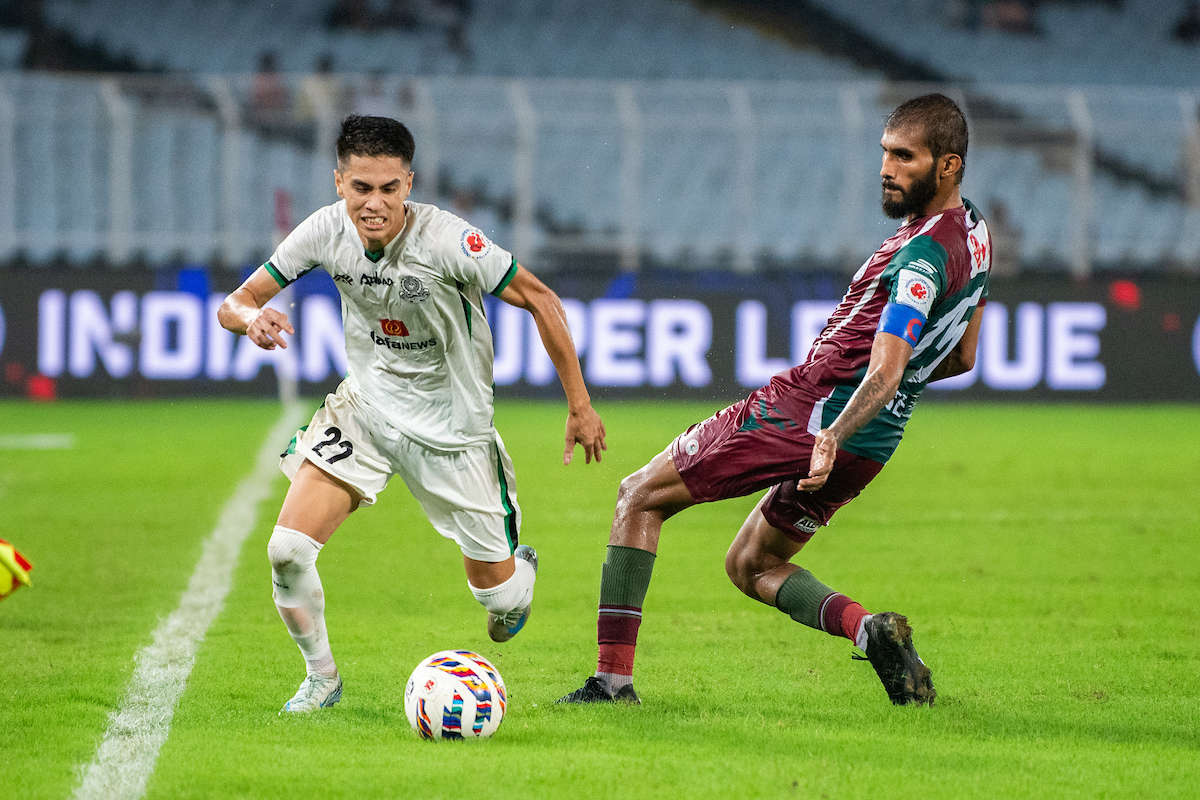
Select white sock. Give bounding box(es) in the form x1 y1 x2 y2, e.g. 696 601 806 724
854 615 873 651
469 557 535 619
596 671 632 695
268 526 336 677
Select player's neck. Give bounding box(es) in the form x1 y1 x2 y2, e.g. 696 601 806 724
909 187 963 223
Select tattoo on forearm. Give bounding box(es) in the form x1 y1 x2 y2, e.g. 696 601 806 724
831 370 895 443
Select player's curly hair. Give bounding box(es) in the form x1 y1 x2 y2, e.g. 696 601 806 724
885 94 968 184
336 115 416 166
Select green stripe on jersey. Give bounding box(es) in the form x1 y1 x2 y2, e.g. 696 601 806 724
264 262 289 288
494 442 518 554
457 281 473 336
491 258 519 296
885 235 949 296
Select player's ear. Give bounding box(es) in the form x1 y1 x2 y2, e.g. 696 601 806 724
334 168 345 199
941 153 961 180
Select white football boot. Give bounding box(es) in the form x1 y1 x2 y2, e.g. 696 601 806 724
280 672 343 713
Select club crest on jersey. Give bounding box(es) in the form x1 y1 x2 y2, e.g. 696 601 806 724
380 319 409 336
460 227 493 260
398 275 430 302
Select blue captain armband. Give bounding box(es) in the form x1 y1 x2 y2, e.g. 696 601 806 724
878 302 926 347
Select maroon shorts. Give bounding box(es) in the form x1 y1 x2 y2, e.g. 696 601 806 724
669 389 884 544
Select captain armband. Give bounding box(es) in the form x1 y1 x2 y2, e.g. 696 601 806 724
878 302 927 347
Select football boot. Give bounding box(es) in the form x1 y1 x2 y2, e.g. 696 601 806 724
858 612 936 706
556 676 641 705
280 672 343 714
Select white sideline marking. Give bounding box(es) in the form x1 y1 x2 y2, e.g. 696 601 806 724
72 404 308 800
0 433 74 450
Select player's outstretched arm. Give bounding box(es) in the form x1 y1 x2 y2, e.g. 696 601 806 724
929 304 983 382
217 267 293 350
497 264 606 465
799 332 912 492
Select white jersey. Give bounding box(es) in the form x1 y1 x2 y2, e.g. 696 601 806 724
265 200 519 451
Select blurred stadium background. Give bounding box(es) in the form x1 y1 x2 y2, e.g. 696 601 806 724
0 0 1198 402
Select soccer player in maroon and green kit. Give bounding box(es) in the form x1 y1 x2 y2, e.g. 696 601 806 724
560 94 991 707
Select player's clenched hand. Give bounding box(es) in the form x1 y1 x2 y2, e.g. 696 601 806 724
247 307 294 350
797 429 838 492
564 406 607 465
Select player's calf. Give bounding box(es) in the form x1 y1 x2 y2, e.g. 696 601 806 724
268 526 338 677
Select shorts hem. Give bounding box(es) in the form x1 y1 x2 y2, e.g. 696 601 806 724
280 448 380 506
760 503 818 546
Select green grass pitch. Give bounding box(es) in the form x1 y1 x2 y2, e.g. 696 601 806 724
2 399 1198 799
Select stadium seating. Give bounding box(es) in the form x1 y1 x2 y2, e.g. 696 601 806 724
807 0 1200 88
0 29 25 70
807 0 1200 197
40 0 861 80
2 0 1195 272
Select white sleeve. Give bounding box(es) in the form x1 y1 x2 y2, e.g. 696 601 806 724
263 207 335 288
431 212 517 294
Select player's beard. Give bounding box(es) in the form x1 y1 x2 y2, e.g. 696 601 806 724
881 162 939 220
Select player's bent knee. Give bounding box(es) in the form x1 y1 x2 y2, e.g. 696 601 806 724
724 546 756 596
613 468 663 519
268 527 319 572
267 527 323 610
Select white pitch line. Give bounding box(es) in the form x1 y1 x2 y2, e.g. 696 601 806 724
72 403 308 800
0 433 75 450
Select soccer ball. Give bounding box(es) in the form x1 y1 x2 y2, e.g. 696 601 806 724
404 650 507 740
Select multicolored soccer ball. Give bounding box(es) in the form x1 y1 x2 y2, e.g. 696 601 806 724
0 538 32 600
404 650 507 740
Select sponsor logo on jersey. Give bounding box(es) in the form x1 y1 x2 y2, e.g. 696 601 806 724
460 227 493 260
370 330 437 351
332 273 353 284
360 273 393 287
883 389 918 420
379 319 409 337
683 437 699 456
896 269 936 317
968 228 991 276
398 275 430 302
794 516 819 534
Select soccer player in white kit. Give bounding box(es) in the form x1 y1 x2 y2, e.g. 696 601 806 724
218 115 606 713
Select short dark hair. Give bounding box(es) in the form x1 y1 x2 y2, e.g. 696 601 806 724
336 115 415 166
885 94 968 184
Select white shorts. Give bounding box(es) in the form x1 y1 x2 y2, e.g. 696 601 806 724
280 383 521 562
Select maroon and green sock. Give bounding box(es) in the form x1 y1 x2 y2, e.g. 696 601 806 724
595 545 656 693
774 567 870 644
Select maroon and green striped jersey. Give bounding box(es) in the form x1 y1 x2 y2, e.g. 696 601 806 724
795 199 991 462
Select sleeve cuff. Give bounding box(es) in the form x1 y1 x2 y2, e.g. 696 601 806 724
264 261 291 289
490 258 519 296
